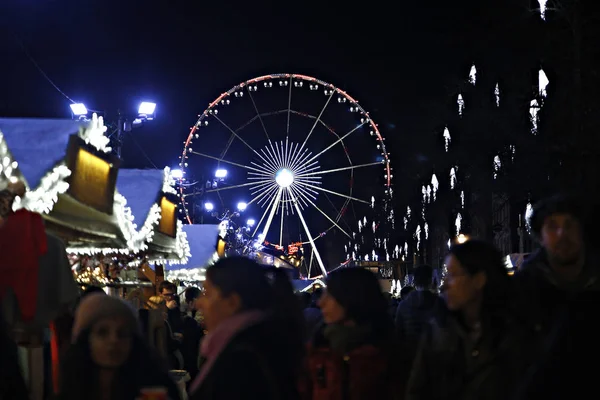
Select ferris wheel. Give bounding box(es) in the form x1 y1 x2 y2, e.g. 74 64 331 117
178 74 392 276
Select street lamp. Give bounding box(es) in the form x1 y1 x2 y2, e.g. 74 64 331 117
237 202 247 211
204 202 214 211
215 169 228 179
247 219 256 227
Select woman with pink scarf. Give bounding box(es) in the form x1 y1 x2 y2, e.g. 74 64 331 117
188 257 304 400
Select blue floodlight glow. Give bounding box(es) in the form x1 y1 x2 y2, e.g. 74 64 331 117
247 218 256 227
204 202 214 211
215 169 228 178
237 202 247 211
138 102 156 115
70 103 88 116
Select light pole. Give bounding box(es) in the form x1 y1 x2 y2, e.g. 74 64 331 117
69 101 156 159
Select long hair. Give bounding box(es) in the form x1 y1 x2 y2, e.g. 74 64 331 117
205 257 305 366
325 267 393 343
57 330 173 400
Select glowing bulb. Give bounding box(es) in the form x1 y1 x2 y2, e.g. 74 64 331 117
275 169 294 188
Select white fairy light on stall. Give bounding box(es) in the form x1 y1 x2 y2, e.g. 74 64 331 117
455 213 462 235
162 167 178 195
372 221 376 233
539 69 549 98
424 222 429 240
390 280 396 294
493 155 502 179
404 242 408 255
415 225 421 250
530 100 540 135
495 83 500 107
426 185 432 203
394 244 400 258
447 238 452 249
525 202 533 233
406 206 411 219
78 113 111 153
422 185 427 202
450 167 457 189
460 191 465 208
443 127 451 152
509 145 516 162
469 64 477 85
457 94 465 116
358 220 362 233
538 0 548 20
371 196 375 208
431 174 439 201
403 216 408 230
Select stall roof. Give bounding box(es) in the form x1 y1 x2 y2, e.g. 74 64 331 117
116 169 164 227
0 118 79 188
166 224 219 270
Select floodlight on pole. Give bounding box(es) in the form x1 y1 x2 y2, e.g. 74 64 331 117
138 102 156 117
247 218 256 227
171 169 184 179
70 103 88 116
204 202 214 211
215 169 228 178
237 202 247 211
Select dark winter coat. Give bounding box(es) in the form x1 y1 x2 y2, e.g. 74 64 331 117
395 290 445 355
512 249 600 399
190 318 301 400
180 313 204 382
301 325 401 400
406 312 531 400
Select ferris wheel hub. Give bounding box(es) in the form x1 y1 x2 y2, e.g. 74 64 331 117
275 168 294 188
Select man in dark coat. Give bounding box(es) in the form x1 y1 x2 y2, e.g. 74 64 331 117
514 194 600 399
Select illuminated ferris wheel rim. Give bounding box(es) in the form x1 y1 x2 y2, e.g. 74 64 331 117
182 73 391 184
179 73 392 276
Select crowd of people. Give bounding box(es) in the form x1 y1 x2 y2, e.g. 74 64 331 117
1 193 598 399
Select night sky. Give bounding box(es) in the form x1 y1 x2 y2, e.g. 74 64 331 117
4 0 593 264
0 0 525 171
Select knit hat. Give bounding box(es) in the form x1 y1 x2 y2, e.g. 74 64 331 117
72 293 141 343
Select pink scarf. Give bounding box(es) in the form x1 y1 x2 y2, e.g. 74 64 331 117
189 310 266 394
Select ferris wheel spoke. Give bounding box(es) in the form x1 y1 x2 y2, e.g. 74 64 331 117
286 76 293 137
250 160 276 174
283 138 291 168
260 187 282 242
261 147 279 172
213 114 274 168
190 150 267 175
268 140 284 169
254 184 279 208
289 148 310 173
294 182 320 200
290 185 351 239
300 91 335 151
251 188 280 238
279 189 287 245
296 181 370 204
297 161 381 177
304 122 366 165
246 86 271 142
288 188 327 276
204 179 271 193
295 161 320 175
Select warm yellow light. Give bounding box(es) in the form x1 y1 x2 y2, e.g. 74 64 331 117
456 234 469 244
69 148 111 211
